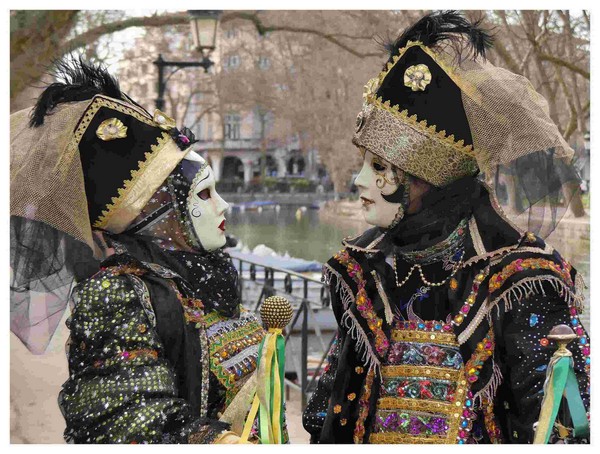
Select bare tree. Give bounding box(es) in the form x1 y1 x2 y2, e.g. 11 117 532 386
11 9 589 207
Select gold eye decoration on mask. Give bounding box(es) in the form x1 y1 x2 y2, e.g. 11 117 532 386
404 64 432 92
372 156 398 189
96 118 128 141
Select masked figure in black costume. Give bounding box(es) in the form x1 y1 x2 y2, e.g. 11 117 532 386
303 12 589 444
10 59 284 443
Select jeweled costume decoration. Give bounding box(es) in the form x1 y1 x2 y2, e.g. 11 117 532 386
303 11 589 444
10 58 285 444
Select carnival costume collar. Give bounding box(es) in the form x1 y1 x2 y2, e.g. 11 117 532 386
107 232 240 318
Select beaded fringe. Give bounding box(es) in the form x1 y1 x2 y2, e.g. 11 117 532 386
473 359 503 409
322 264 355 311
487 275 578 321
341 310 381 377
323 265 381 376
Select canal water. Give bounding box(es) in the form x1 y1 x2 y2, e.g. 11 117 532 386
227 204 359 263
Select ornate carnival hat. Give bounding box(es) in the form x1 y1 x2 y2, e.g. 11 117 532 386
11 58 194 254
353 11 575 188
10 57 195 352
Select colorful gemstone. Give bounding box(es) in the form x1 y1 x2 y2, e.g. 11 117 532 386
529 314 539 327
333 404 342 414
450 278 458 290
540 338 549 347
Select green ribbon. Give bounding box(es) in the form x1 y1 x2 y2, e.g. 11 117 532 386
251 330 286 444
534 356 589 443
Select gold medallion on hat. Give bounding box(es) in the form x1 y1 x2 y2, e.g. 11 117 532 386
96 117 128 141
404 64 432 91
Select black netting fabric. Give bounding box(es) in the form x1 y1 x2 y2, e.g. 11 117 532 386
490 148 582 239
10 216 99 354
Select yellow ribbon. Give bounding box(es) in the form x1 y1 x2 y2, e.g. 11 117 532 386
241 331 280 443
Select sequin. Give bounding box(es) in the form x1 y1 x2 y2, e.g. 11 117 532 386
529 314 539 327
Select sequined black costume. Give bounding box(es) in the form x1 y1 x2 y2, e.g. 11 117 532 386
303 181 589 444
10 58 274 444
302 12 589 444
58 238 266 443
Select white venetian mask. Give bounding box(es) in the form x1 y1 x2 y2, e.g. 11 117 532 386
354 149 408 228
184 152 229 251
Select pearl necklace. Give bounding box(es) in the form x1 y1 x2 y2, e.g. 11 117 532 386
393 249 465 288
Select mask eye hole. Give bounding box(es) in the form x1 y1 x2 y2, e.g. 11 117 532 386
371 159 387 173
198 188 210 200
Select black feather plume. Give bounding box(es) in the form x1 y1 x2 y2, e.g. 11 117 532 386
29 56 124 127
384 11 494 67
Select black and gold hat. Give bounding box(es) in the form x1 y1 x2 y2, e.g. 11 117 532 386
10 58 198 353
11 58 195 256
353 11 574 187
75 95 189 232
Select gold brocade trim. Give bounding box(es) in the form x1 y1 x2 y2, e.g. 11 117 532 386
381 365 464 382
96 133 183 232
353 106 478 187
369 95 476 159
370 432 448 444
391 329 458 346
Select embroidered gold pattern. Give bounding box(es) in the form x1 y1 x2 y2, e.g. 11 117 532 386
381 365 463 382
371 327 475 444
391 330 458 346
353 105 478 187
370 432 447 444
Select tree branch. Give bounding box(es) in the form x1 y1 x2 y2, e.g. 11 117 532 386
536 52 589 79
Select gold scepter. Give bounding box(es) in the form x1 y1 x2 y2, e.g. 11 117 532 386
240 296 293 443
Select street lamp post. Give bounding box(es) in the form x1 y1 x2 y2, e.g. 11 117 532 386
154 10 222 110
